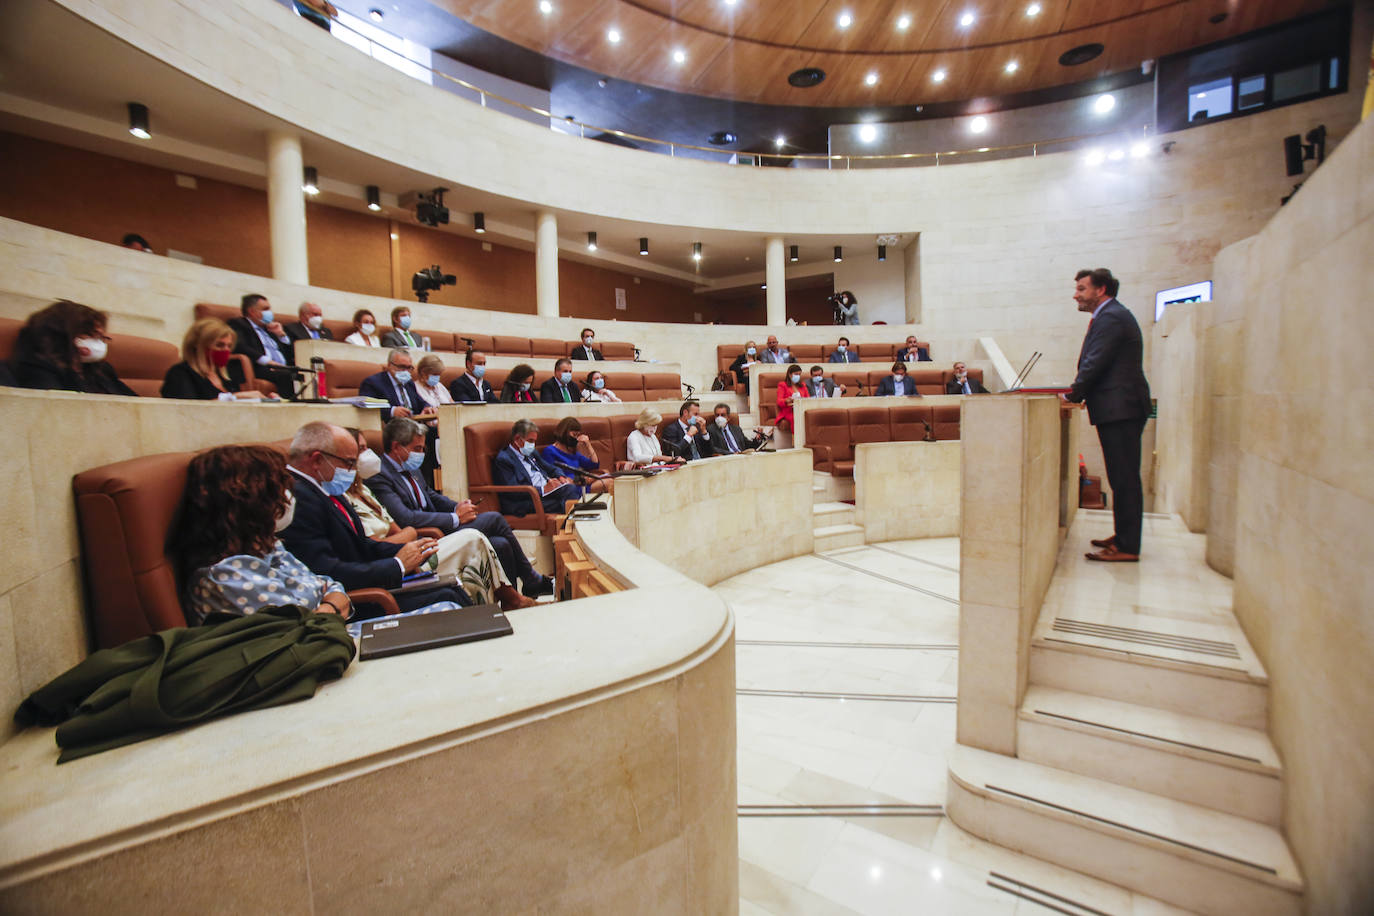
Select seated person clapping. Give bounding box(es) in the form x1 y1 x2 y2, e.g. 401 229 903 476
500 363 537 403
626 409 684 467
12 300 136 396
580 369 621 402
540 417 611 495
775 363 810 431
876 361 920 396
493 419 581 515
161 318 274 401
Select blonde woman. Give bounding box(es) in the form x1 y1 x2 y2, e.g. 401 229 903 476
161 318 271 400
626 408 683 467
413 353 453 411
344 309 381 347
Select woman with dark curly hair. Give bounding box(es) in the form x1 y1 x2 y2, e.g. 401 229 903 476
175 445 355 626
499 363 537 403
12 299 136 395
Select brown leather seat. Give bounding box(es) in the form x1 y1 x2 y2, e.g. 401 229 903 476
463 421 558 534
0 316 23 362
323 320 356 341
106 333 179 396
860 343 895 362
599 341 635 360
608 415 639 465
407 329 453 351
942 368 985 392
491 336 532 357
641 372 682 400
530 338 567 359
932 404 962 440
805 409 853 476
603 372 645 400
193 303 239 322
833 370 866 397
889 404 934 441
758 373 783 425
323 358 384 399
909 369 945 395
458 333 495 354
73 449 397 650
791 344 823 363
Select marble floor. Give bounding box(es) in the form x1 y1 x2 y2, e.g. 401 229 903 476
715 538 1195 916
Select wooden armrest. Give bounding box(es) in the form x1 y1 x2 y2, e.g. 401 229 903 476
347 588 398 614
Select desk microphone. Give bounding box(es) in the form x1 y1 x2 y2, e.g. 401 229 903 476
683 382 696 396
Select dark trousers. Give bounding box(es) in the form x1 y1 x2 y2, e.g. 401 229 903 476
461 511 538 586
1096 418 1146 555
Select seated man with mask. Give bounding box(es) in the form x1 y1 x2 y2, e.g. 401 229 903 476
708 403 764 454
449 349 498 403
492 419 580 515
660 400 713 461
367 417 554 598
805 364 845 398
875 361 921 397
359 349 433 422
278 421 468 614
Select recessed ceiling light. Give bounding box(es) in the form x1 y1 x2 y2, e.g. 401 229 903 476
673 48 686 64
1196 92 1207 99
932 68 947 83
368 8 384 22
538 0 552 13
959 11 975 28
1094 93 1116 114
774 135 786 148
587 231 597 251
1084 148 1106 166
1005 60 1019 73
1107 148 1125 161
896 14 911 30
1026 2 1041 15
606 28 620 43
723 0 738 6
127 102 151 139
838 11 853 28
864 71 878 86
977 147 989 152
859 123 877 143
970 116 987 133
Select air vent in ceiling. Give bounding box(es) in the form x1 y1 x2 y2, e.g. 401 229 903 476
788 67 826 88
1058 43 1105 67
708 131 738 146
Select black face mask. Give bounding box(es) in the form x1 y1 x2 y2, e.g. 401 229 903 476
560 435 578 447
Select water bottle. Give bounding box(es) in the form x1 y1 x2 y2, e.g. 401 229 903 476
422 336 431 352
311 357 327 399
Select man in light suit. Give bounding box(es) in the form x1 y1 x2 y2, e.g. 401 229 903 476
449 349 498 403
539 358 583 403
492 419 579 515
1062 268 1151 562
570 328 603 361
758 334 792 364
874 362 920 397
708 403 764 454
805 365 845 399
828 337 860 363
368 418 553 596
285 302 334 343
358 349 431 422
229 293 297 397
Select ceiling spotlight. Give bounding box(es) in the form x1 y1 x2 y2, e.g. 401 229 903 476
606 28 620 43
838 11 853 28
897 14 911 30
127 102 150 139
368 7 384 22
970 116 988 133
859 123 877 143
878 245 887 261
587 231 597 251
539 0 553 13
724 0 738 6
1107 148 1125 161
1084 148 1106 166
789 245 799 262
1130 141 1150 158
692 241 703 261
639 237 649 255
366 185 381 211
302 166 319 195
864 71 878 86
1094 93 1117 114
672 48 686 64
1026 2 1041 15
474 212 486 233
932 68 947 83
1004 60 1019 73
834 246 843 263
774 135 786 148
959 11 975 28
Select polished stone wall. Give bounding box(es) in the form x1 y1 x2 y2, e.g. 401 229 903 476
854 440 961 542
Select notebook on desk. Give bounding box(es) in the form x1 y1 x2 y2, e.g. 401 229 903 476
357 603 513 660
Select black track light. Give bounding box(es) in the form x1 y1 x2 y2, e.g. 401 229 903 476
878 245 887 261
366 185 381 211
587 231 597 251
789 245 799 262
302 166 319 195
692 241 702 261
474 212 486 233
834 246 843 262
639 237 649 255
128 102 150 139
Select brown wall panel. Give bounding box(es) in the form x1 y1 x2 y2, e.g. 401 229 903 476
305 201 392 298
394 223 537 317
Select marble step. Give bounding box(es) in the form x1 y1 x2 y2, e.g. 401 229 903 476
1029 640 1268 731
813 523 865 552
1018 686 1282 825
812 501 856 526
947 746 1302 916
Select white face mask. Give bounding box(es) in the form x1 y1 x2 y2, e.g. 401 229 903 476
357 448 382 479
75 337 108 363
360 322 376 335
307 315 324 330
274 490 296 532
714 415 728 428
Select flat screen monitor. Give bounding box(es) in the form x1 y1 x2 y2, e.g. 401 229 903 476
1155 281 1212 322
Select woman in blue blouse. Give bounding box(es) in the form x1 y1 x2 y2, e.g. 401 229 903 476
539 416 611 495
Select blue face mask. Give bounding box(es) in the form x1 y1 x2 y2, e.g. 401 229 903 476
592 377 605 390
560 371 572 384
520 441 536 457
520 381 531 392
320 465 355 497
426 374 441 388
837 344 847 352
472 364 486 378
399 315 412 329
393 370 412 385
402 450 424 472
790 373 801 384
259 309 275 325
746 347 756 356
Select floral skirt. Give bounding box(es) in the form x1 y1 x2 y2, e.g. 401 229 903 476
434 528 510 604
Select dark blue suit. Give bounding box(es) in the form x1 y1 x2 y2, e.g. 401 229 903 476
449 372 497 403
358 370 424 421
874 375 920 397
828 349 860 363
661 418 712 460
492 445 576 515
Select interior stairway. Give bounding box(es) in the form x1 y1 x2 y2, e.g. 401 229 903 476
811 470 864 551
948 511 1302 916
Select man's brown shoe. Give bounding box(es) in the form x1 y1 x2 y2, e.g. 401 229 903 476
1090 534 1117 549
1085 546 1138 562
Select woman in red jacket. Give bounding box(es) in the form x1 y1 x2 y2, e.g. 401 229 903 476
775 363 809 432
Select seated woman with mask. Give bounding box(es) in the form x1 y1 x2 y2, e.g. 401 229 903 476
499 363 537 403
13 299 136 396
161 318 275 401
540 417 611 494
344 428 535 610
626 409 684 468
579 369 621 403
412 353 453 411
775 363 810 432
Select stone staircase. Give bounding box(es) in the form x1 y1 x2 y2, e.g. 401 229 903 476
811 471 864 551
948 511 1302 916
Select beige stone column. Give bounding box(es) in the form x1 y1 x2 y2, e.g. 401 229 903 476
764 236 786 325
265 131 309 285
535 210 560 318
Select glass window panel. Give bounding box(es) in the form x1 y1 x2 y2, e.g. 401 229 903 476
1237 75 1266 110
1273 62 1321 101
1188 77 1233 122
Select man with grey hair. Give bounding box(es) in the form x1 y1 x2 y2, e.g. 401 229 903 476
492 419 578 516
368 417 553 598
285 301 333 343
280 421 470 614
358 348 430 422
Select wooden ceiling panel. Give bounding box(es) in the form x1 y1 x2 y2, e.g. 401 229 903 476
622 22 732 85
685 42 815 104
1059 0 1148 33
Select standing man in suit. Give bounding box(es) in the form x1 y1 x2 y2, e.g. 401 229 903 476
875 362 920 397
539 358 582 403
896 335 930 363
708 403 764 454
449 349 497 402
828 337 860 363
805 365 845 398
758 335 793 364
661 400 712 460
570 328 603 361
359 349 432 422
381 306 421 348
230 293 297 398
367 418 553 596
279 421 468 614
285 302 334 343
946 361 988 394
1063 268 1151 562
492 419 579 516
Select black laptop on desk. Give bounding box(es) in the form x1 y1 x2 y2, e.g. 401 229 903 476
356 603 513 660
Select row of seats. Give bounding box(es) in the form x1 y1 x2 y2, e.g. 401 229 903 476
805 405 963 477
714 341 931 374
756 367 984 423
323 359 683 401
195 304 637 360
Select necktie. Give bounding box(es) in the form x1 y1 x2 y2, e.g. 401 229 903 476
395 379 411 409
329 497 357 534
406 473 425 508
962 380 971 395
725 426 739 453
562 385 571 403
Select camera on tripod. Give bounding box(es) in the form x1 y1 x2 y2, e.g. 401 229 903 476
412 265 456 302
